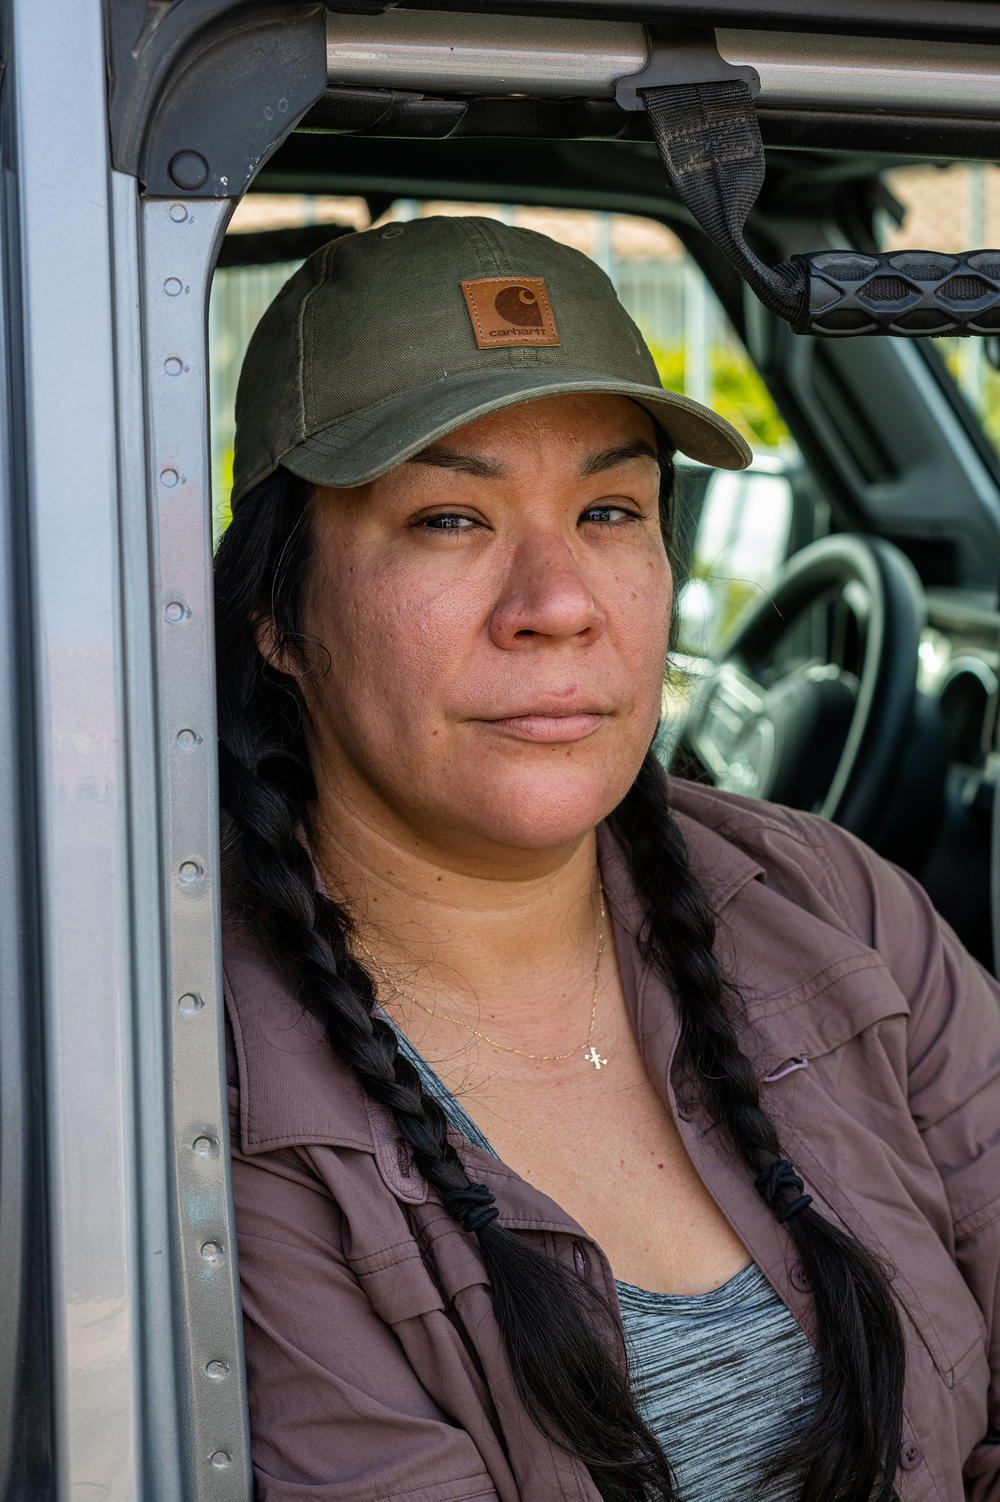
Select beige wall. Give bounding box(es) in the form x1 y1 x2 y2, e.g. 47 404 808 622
884 164 1000 253
228 195 684 260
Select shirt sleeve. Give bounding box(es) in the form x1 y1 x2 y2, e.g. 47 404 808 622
808 820 1000 1496
228 1127 501 1502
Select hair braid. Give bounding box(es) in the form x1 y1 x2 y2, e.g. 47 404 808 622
609 751 906 1502
216 468 679 1502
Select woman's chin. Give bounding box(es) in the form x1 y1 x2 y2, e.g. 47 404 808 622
421 767 640 861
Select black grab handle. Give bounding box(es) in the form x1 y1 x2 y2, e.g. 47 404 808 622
794 250 1000 338
635 56 1000 340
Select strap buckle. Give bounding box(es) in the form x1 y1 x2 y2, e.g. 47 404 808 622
614 26 760 112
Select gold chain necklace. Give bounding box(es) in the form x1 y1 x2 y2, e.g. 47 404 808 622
355 891 609 1069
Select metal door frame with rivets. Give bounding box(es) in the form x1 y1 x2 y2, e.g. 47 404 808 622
138 188 251 1499
0 0 332 1494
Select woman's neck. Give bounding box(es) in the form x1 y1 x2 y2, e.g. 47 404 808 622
307 797 606 1048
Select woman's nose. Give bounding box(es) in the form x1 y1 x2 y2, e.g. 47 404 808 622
488 534 606 648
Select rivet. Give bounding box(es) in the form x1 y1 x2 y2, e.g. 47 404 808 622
179 859 203 883
164 356 183 377
177 728 201 748
169 203 189 223
193 1135 218 1157
169 150 209 191
178 992 204 1013
209 1451 232 1469
206 1359 230 1380
164 600 189 622
201 1241 223 1262
160 467 180 489
164 277 183 297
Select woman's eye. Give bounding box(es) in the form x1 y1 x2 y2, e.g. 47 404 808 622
581 504 638 527
419 513 477 531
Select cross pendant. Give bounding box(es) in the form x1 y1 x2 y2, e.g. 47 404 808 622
584 1045 608 1070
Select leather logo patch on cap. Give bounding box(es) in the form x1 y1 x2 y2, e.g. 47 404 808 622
461 276 560 348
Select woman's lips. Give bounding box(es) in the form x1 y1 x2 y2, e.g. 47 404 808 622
483 712 607 743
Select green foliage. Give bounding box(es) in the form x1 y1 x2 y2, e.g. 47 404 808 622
643 337 791 450
213 446 235 542
936 340 1000 456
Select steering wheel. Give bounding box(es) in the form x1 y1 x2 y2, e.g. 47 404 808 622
679 534 925 843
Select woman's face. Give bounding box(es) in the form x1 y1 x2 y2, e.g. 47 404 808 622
290 393 672 867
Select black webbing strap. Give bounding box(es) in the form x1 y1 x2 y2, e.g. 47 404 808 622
642 79 808 327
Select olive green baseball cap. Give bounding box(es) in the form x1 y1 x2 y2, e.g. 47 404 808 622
231 215 752 507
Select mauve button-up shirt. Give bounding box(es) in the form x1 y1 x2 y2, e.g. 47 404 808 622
224 781 1000 1501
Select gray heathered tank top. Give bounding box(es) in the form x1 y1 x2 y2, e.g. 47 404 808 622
390 1024 822 1501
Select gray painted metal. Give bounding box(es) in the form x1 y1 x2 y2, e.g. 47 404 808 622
140 190 251 1501
326 12 647 95
109 168 189 1502
0 24 35 1491
9 1 142 1495
717 29 1000 119
5 0 251 1495
324 11 1000 118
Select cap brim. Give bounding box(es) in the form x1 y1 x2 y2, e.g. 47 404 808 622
281 368 752 489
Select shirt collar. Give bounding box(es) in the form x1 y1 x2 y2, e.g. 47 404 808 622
224 915 374 1156
669 778 767 910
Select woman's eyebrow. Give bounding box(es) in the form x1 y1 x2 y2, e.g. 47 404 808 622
580 440 660 476
408 449 506 479
407 437 659 481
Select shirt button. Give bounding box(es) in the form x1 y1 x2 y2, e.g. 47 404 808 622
790 1262 811 1293
900 1442 923 1471
676 1102 693 1122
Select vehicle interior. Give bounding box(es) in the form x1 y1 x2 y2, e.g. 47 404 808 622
6 3 1000 1497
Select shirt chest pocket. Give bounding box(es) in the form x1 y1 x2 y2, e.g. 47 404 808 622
749 967 989 1391
344 1205 493 1330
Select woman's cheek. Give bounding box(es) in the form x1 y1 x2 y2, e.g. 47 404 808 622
629 555 672 660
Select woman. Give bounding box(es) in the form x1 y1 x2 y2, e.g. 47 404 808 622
215 216 999 1502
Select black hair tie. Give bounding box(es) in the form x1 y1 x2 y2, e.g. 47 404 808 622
442 1182 500 1234
755 1159 813 1223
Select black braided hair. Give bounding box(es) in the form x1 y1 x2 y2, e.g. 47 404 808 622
215 461 904 1502
608 753 905 1501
